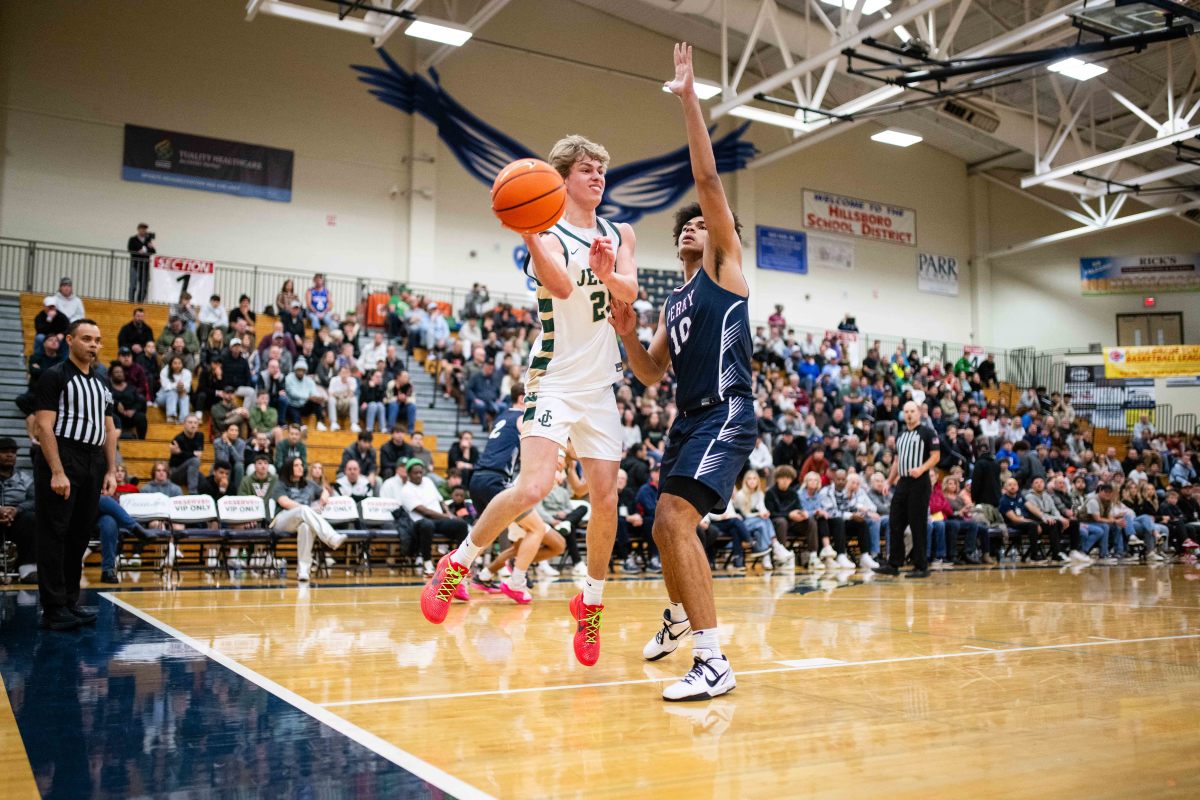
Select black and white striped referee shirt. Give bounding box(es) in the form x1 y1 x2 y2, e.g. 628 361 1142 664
32 359 114 448
896 424 939 477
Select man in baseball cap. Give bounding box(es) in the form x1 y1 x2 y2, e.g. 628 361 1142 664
53 276 85 322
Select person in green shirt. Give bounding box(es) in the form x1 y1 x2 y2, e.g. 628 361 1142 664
275 423 308 473
248 390 280 442
238 453 278 499
953 350 974 377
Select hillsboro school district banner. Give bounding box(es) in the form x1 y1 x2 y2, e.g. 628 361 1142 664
1080 253 1200 295
803 189 916 246
1104 345 1200 379
123 124 293 202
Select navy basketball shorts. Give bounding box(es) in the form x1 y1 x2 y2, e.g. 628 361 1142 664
660 396 757 512
468 470 509 515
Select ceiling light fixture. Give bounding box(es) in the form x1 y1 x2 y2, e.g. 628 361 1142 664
662 79 723 100
1046 57 1107 81
871 128 923 147
405 17 472 46
818 0 893 15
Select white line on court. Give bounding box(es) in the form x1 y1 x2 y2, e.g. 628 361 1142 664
103 594 496 800
961 645 1001 651
1088 636 1118 641
320 632 1200 708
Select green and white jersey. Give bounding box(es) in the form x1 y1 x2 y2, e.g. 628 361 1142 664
526 216 624 396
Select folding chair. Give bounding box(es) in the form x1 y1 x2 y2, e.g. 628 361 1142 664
361 497 410 574
217 496 275 576
168 494 222 577
119 493 173 575
317 496 370 577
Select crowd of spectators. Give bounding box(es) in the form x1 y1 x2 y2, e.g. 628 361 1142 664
23 270 1200 584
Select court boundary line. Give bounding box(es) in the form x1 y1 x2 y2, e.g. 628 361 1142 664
320 632 1200 708
103 594 495 800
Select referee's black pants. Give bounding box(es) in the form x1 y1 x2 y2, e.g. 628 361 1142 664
33 442 105 613
888 476 930 570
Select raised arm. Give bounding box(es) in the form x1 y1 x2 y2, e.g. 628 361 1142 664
523 232 574 300
665 43 746 296
610 301 669 387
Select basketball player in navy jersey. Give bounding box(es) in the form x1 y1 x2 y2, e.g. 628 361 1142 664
609 43 754 701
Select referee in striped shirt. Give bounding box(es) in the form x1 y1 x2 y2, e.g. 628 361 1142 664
31 318 118 631
874 401 939 579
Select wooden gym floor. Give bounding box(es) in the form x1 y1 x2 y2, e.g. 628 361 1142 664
2 563 1199 799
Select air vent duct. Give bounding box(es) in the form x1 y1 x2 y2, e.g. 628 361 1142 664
938 99 1001 134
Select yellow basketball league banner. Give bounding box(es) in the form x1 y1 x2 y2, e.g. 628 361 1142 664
1104 345 1200 379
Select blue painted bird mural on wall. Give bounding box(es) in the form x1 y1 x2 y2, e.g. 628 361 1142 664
352 50 757 225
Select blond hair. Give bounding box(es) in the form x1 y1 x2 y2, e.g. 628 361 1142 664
548 135 610 179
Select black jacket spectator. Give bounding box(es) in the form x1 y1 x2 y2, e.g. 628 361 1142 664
28 347 64 388
221 351 253 390
971 452 1001 507
379 438 413 480
118 319 154 352
772 434 803 469
340 441 378 479
34 307 69 340
282 307 306 342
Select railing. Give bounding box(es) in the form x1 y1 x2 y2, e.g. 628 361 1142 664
0 236 536 320
2 234 1016 379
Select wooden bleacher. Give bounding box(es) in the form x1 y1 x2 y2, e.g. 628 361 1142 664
19 293 442 480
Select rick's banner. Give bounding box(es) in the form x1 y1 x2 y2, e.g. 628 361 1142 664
1080 253 1200 295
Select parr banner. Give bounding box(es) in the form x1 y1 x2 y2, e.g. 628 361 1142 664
1080 253 1200 295
803 189 916 246
1104 345 1200 378
123 124 294 202
148 255 216 305
917 252 960 296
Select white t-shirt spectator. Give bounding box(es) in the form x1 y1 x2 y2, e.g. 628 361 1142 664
54 290 86 322
379 474 407 501
398 476 444 521
328 374 358 401
200 302 229 330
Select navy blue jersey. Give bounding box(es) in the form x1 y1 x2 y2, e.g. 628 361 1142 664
663 267 752 411
475 407 523 479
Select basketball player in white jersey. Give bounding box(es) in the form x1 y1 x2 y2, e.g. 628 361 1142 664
423 135 637 667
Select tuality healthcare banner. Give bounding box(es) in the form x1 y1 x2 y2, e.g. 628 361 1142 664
803 189 916 246
123 124 293 202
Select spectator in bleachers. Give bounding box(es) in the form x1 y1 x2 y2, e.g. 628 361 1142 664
284 359 325 428
765 465 806 557
169 291 198 333
209 387 251 440
306 462 331 494
127 224 155 302
334 341 358 376
135 341 160 394
398 459 468 575
271 455 346 582
275 279 299 317
304 273 335 331
537 454 590 577
257 320 297 362
167 335 198 374
360 368 387 434
199 460 235 503
141 461 182 498
108 364 147 440
274 423 307 473
157 316 199 363
340 431 378 487
447 431 479 486
168 414 204 494
277 300 304 346
200 328 227 368
257 358 288 422
228 294 256 329
212 422 246 487
379 425 413 481
117 307 154 356
198 294 228 342
463 282 490 319
1170 452 1195 486
156 355 192 423
33 295 68 355
705 500 755 570
249 391 281 442
999 478 1040 562
359 332 388 369
0 437 38 584
28 332 64 388
466 360 503 431
53 276 85 322
238 452 277 498
327 364 360 432
335 459 373 501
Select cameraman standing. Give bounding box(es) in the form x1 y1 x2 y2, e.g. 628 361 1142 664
127 222 156 302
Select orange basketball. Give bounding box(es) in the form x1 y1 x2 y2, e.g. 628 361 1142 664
491 158 566 234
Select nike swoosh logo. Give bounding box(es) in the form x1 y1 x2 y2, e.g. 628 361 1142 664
705 668 727 688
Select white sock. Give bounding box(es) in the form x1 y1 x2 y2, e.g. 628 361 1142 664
506 571 527 591
582 576 605 606
667 602 688 624
478 566 494 581
692 628 722 658
18 563 36 579
453 537 482 568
